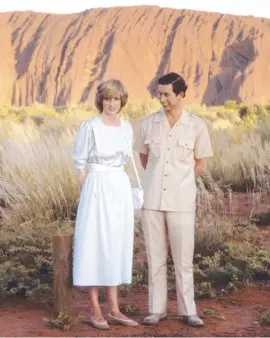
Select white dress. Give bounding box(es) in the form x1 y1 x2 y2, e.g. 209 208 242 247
72 116 134 286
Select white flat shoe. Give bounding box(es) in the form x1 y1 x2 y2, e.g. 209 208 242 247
89 316 110 330
107 313 139 327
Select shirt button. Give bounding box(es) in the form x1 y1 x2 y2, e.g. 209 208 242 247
169 135 172 137
163 188 167 191
166 161 169 164
164 174 168 177
167 148 170 150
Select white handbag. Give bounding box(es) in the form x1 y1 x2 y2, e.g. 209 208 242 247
123 121 144 217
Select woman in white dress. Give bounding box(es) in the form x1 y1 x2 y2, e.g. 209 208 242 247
72 79 138 329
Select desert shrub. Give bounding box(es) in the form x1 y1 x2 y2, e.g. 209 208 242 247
121 99 161 120
195 241 270 295
250 212 270 226
195 175 231 256
238 103 269 130
0 220 73 299
200 307 225 320
0 129 79 225
195 281 216 299
43 312 73 330
207 129 270 191
260 310 270 326
119 302 140 316
224 100 238 111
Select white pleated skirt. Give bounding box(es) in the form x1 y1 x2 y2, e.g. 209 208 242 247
73 164 134 286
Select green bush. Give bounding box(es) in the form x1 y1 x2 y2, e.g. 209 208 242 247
0 221 74 299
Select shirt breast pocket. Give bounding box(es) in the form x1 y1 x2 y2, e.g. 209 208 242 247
175 138 194 163
145 136 160 159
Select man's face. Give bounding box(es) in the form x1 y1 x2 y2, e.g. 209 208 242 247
158 84 182 112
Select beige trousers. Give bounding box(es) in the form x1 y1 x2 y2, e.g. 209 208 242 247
141 209 197 316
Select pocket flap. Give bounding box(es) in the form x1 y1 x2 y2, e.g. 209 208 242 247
144 136 160 145
178 138 194 149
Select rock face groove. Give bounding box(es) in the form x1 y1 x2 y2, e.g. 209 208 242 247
0 6 269 106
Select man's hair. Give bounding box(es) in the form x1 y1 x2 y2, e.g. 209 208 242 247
158 72 188 97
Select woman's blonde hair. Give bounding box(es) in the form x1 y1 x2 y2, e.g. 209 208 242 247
95 78 128 113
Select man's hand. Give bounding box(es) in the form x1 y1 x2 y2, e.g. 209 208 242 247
195 158 208 177
139 153 148 169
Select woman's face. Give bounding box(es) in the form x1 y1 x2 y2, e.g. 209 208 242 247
102 96 121 115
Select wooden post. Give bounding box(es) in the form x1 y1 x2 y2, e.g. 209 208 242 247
52 234 73 317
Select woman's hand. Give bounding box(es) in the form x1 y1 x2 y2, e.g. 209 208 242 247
76 168 87 191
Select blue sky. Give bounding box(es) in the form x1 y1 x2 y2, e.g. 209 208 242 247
0 0 269 19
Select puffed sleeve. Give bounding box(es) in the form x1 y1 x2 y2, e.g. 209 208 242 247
72 120 94 169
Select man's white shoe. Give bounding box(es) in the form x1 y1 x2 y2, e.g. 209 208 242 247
143 313 167 325
182 315 204 327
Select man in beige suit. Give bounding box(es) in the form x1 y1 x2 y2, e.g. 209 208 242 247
133 72 213 327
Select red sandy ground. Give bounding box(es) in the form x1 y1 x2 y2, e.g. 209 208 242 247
1 193 270 337
1 286 270 337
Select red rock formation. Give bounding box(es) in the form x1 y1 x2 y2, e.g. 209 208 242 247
0 6 269 106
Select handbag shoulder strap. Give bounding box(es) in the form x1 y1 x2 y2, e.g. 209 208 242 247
121 118 142 190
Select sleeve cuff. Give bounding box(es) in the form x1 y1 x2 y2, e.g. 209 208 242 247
195 152 213 160
133 144 149 154
74 163 86 170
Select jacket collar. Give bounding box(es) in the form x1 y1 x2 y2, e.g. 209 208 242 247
153 108 190 126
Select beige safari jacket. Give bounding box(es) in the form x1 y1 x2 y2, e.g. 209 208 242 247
133 108 213 212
